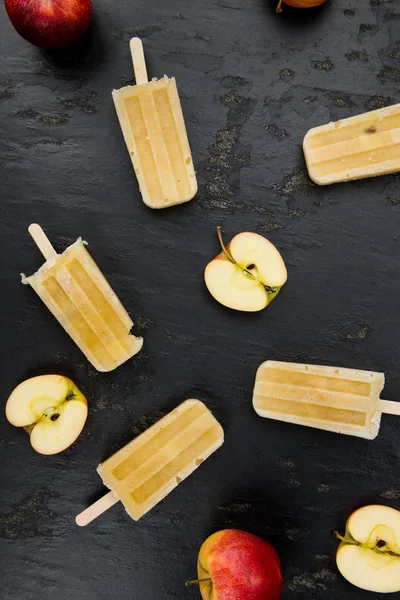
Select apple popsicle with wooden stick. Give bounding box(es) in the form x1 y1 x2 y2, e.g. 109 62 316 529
22 224 143 372
253 361 400 440
76 400 224 526
113 37 197 209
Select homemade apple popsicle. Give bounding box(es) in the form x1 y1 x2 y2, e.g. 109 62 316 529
303 103 400 185
253 361 400 440
22 224 143 372
113 37 197 209
76 399 224 525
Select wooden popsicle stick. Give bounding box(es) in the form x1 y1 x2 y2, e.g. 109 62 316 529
28 224 57 261
130 37 148 85
75 490 119 527
379 399 400 416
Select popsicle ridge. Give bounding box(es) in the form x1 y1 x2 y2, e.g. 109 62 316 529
21 238 86 283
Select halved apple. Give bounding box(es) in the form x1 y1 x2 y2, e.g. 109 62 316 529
6 375 88 455
204 228 287 312
336 505 400 593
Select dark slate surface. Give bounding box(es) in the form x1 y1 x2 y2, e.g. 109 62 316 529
1 0 399 598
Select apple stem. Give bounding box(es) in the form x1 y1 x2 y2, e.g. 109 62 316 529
185 578 212 587
276 0 284 13
334 531 366 549
216 226 235 264
334 531 347 543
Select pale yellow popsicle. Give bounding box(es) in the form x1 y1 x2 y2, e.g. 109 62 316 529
113 38 197 209
303 103 400 185
76 400 224 525
253 361 400 440
22 225 143 372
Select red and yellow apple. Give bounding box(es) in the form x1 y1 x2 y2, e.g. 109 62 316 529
187 529 283 600
204 228 287 312
6 375 88 455
4 0 92 49
276 0 327 12
335 505 400 593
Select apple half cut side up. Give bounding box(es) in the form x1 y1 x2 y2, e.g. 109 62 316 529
6 374 88 455
335 505 400 593
204 227 287 312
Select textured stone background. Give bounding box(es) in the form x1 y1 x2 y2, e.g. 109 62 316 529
1 0 399 598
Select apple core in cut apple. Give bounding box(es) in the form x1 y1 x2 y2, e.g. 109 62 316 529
204 227 287 312
189 529 283 600
6 375 88 455
4 0 92 50
335 505 400 593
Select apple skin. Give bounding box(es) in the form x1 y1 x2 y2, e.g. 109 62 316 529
5 0 92 50
197 529 283 600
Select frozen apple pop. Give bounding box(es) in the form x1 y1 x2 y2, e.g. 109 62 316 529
76 400 224 525
22 224 143 372
303 103 400 185
253 361 400 440
113 37 197 209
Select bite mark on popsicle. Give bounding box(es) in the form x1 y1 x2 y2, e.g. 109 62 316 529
22 225 143 372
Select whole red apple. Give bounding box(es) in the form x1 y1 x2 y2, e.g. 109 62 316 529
5 0 92 49
190 529 283 600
